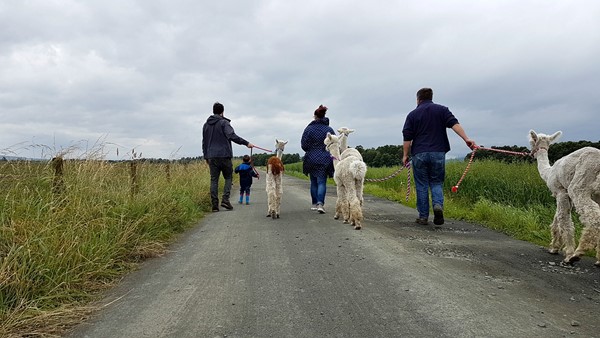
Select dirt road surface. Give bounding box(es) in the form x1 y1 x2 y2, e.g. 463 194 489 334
66 171 599 338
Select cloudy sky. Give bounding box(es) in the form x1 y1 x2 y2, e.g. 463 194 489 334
1 1 599 160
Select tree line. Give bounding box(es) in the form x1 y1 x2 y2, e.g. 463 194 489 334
55 139 595 167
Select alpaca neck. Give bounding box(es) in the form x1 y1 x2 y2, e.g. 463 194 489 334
339 133 348 152
535 149 552 182
329 143 342 168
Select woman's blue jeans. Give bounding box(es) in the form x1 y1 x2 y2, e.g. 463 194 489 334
412 152 446 219
309 173 328 206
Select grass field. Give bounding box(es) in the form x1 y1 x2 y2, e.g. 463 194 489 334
0 159 211 336
0 158 589 336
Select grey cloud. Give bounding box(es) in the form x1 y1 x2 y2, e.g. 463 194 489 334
1 1 599 160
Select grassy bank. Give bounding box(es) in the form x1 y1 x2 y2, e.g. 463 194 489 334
0 160 211 336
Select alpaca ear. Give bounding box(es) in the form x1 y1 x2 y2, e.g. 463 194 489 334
528 130 538 148
528 130 538 142
283 140 288 145
549 131 562 143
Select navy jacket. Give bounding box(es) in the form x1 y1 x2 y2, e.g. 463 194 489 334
202 114 249 159
301 117 335 177
402 100 459 155
234 162 257 187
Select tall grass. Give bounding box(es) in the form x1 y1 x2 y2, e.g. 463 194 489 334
0 160 211 336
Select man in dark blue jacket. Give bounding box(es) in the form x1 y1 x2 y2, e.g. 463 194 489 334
402 88 476 226
203 102 254 212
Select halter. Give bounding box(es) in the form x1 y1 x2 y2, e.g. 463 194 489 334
530 146 548 157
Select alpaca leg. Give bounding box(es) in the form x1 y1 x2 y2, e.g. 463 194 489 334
565 188 600 263
334 183 342 220
270 194 276 219
275 175 282 218
275 195 281 219
267 191 275 218
355 178 364 206
343 201 351 224
346 184 358 226
549 192 572 255
569 227 600 264
349 198 363 230
266 173 273 217
339 185 350 224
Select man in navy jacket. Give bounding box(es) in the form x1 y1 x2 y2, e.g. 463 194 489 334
402 88 476 225
203 102 254 212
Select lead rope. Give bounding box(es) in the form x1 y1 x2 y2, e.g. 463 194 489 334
452 146 531 192
364 163 412 202
250 147 260 179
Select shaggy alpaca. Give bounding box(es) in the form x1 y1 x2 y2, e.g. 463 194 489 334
266 139 288 219
337 127 363 161
325 132 367 230
529 130 600 266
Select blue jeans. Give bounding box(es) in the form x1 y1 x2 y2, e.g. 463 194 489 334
412 152 446 219
309 173 328 206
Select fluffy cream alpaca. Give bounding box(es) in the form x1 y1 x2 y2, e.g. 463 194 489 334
529 130 600 266
325 132 367 230
266 139 287 219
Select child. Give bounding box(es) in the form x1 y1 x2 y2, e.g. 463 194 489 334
234 155 258 204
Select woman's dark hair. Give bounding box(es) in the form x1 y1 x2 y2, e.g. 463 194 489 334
416 88 433 101
314 105 328 118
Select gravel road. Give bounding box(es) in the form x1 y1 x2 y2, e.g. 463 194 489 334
66 170 600 338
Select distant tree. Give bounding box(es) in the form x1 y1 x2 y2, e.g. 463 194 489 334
353 144 403 168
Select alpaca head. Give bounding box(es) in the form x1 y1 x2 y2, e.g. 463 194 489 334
323 133 340 148
324 132 341 152
528 130 562 157
275 139 288 152
337 127 355 136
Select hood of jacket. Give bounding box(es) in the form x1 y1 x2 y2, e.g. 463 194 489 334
206 114 231 125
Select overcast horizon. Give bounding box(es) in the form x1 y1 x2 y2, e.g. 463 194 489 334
1 1 599 161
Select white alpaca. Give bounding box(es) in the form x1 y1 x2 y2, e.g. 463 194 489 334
325 132 367 230
266 139 288 219
337 127 363 161
529 130 600 266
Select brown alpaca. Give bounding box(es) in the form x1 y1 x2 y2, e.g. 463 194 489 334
266 139 288 219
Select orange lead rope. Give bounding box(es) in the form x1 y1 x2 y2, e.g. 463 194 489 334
452 146 531 193
452 149 477 193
